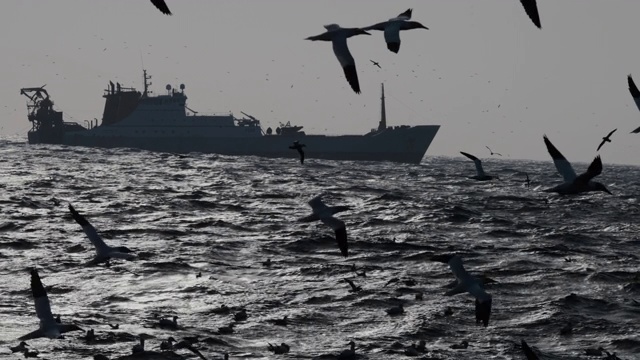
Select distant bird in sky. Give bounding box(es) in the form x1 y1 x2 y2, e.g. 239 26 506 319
150 0 171 15
68 204 137 265
519 0 541 29
299 194 350 257
597 129 617 151
305 24 370 94
370 60 381 68
543 135 611 195
431 254 492 327
460 151 498 181
19 269 83 340
485 146 502 156
289 140 306 164
362 9 429 54
627 74 640 133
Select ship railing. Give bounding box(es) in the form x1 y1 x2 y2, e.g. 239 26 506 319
185 111 232 117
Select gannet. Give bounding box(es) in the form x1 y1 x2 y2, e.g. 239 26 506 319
485 146 502 156
597 129 617 151
268 343 290 354
370 60 381 68
150 0 171 15
450 340 470 349
132 337 145 353
519 0 541 29
158 316 178 329
431 254 492 327
460 151 498 181
299 194 350 257
9 341 28 353
338 340 357 360
385 304 404 316
628 75 640 133
19 269 83 340
305 24 370 94
68 204 136 265
362 9 429 54
289 141 306 164
234 309 247 321
543 135 612 195
268 316 288 326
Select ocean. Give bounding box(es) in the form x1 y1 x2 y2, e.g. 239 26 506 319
0 139 638 360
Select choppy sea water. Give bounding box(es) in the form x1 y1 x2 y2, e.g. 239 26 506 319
0 138 639 360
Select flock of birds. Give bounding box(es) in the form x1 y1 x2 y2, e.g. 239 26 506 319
6 1 637 359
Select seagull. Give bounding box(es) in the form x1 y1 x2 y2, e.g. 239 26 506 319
150 0 171 15
485 146 502 156
362 8 429 54
299 195 350 257
19 269 83 340
597 129 617 151
305 24 370 94
370 60 381 68
543 135 612 195
460 151 498 181
519 0 541 29
68 204 136 265
431 254 492 327
289 140 306 164
628 75 640 133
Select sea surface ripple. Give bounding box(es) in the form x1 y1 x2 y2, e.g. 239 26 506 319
1 139 639 360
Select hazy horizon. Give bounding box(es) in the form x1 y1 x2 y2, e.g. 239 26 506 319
2 0 640 166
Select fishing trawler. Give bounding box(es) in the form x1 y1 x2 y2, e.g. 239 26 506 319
21 71 439 164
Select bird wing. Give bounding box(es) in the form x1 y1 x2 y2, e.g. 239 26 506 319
362 21 388 31
521 340 540 360
332 38 361 94
632 125 640 134
596 139 606 151
395 8 412 20
150 0 172 15
543 135 577 182
69 205 111 256
321 216 348 257
574 156 603 184
519 0 541 29
30 269 55 327
383 23 402 46
460 151 485 177
446 255 470 285
607 128 617 138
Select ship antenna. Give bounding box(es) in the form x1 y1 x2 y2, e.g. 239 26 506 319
378 83 387 131
143 69 150 97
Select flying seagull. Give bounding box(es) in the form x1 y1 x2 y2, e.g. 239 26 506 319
485 146 502 156
543 135 611 195
19 269 83 340
628 75 640 133
597 129 617 151
289 140 306 164
68 204 136 265
460 151 498 181
150 0 171 15
519 0 541 29
305 24 370 94
370 60 381 69
362 8 429 54
431 254 492 327
299 194 350 257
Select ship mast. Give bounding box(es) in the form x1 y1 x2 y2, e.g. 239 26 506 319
142 69 152 97
378 83 387 131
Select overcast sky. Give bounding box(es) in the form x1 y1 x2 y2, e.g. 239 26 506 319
1 1 640 165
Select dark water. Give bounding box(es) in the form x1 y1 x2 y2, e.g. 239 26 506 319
0 139 639 360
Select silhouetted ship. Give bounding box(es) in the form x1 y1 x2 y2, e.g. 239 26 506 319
21 71 439 164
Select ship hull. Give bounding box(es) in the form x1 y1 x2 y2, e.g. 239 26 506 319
60 125 439 164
